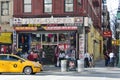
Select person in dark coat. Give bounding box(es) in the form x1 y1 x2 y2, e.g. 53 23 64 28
104 50 109 67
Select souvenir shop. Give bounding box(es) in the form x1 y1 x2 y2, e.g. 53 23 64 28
13 17 83 64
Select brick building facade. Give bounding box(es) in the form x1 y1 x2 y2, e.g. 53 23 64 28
13 0 103 63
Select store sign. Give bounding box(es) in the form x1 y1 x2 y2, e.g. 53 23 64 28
0 32 12 44
14 27 37 31
103 31 112 37
79 34 84 59
12 17 83 25
112 40 120 45
42 26 78 30
13 30 17 45
58 44 70 50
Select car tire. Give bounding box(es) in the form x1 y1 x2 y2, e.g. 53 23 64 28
23 67 32 75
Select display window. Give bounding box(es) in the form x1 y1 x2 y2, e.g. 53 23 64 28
30 32 76 49
31 33 41 50
42 34 57 43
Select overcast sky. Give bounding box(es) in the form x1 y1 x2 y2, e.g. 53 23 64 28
107 0 119 20
107 0 119 39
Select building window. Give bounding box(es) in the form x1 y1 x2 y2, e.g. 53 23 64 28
44 0 52 13
65 0 73 12
24 0 32 13
1 1 9 16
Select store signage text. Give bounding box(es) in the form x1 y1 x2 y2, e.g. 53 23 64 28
28 24 41 27
112 40 120 46
13 17 83 25
42 26 78 30
14 27 37 31
13 30 17 45
27 24 59 27
64 23 83 26
0 32 12 44
103 31 112 37
79 34 84 56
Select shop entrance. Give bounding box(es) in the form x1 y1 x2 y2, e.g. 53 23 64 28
42 45 57 64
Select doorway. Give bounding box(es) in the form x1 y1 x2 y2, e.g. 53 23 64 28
42 45 57 64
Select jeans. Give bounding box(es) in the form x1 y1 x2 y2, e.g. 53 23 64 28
109 57 114 67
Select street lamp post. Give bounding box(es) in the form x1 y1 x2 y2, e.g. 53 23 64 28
117 30 120 67
116 23 120 67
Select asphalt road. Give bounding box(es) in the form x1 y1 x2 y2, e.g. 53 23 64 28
0 67 120 80
0 60 120 80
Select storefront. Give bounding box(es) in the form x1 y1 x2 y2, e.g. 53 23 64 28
13 17 84 64
0 32 12 54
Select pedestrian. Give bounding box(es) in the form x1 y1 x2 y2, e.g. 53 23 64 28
21 52 28 59
54 46 60 67
58 49 65 67
27 51 35 61
40 49 46 65
109 51 115 67
16 49 22 57
71 46 76 60
84 52 90 68
104 50 110 67
1 45 4 54
89 54 94 67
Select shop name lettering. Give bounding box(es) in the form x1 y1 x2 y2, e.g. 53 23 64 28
27 24 58 27
44 18 73 24
26 23 81 27
13 18 74 24
27 23 82 27
28 24 41 27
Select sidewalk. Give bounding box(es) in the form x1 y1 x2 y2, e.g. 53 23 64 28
43 59 105 72
43 65 61 72
94 59 105 67
43 59 120 72
40 60 120 80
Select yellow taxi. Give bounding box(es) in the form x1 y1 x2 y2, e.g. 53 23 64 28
0 54 43 75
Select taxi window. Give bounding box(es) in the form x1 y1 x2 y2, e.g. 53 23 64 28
0 55 19 61
0 55 7 60
8 56 19 61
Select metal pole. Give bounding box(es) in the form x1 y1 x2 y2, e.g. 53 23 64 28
76 32 78 59
118 32 120 67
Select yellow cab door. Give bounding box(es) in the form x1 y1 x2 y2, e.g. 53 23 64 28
7 55 25 73
0 61 10 72
0 55 9 72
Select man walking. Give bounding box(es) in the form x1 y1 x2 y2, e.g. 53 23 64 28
109 51 115 67
84 52 90 68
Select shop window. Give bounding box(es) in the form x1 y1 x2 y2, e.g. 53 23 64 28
59 33 70 44
18 34 29 53
31 33 41 42
70 32 76 47
42 34 57 43
59 32 76 47
59 34 66 41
